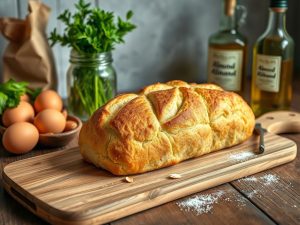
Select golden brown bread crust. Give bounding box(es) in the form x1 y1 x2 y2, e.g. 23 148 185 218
79 80 255 175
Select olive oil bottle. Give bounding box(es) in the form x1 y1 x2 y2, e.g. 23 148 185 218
208 0 247 96
251 0 294 117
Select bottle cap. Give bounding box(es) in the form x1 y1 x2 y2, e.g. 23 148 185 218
225 0 236 16
270 0 288 8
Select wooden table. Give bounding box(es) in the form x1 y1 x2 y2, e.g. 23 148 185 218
1 79 300 225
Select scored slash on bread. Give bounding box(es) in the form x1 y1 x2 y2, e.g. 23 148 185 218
79 80 255 175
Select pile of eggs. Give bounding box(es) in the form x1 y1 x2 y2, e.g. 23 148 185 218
2 90 77 154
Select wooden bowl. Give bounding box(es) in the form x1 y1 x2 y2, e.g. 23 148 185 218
38 115 82 147
0 115 82 148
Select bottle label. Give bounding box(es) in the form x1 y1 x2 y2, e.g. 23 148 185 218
255 54 281 93
208 48 243 91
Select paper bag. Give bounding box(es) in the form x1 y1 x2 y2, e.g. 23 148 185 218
0 0 57 90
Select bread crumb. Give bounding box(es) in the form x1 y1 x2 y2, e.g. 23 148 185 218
169 173 182 179
125 177 133 183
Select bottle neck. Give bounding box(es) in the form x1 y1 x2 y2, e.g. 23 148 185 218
220 14 236 31
220 0 237 32
266 8 287 34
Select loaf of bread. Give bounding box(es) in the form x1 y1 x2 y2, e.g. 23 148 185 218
79 80 255 175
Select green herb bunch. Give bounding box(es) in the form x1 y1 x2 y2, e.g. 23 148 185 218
49 0 136 54
0 79 41 114
49 0 136 120
0 80 27 114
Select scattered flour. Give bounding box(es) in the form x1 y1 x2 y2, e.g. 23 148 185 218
176 191 224 215
223 192 247 207
245 190 259 198
239 174 279 186
239 176 258 182
238 173 281 199
235 197 247 207
176 190 249 215
229 151 255 162
260 174 279 185
177 173 293 215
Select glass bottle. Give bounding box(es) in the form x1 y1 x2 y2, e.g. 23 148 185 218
67 50 117 121
208 0 247 96
251 0 294 117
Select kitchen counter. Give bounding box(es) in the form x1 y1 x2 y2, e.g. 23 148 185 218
1 79 300 225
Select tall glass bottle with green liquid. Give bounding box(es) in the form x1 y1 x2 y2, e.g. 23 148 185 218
251 0 294 117
208 0 247 96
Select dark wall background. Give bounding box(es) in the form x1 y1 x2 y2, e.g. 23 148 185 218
105 0 300 92
0 0 299 97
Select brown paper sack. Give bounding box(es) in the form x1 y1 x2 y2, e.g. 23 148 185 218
0 0 57 90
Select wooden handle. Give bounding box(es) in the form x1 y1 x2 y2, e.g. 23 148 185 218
256 111 300 134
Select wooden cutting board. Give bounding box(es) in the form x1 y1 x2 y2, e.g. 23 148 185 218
2 111 299 225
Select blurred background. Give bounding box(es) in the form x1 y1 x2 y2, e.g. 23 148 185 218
0 0 299 98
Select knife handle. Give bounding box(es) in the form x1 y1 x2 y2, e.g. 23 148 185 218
256 111 300 134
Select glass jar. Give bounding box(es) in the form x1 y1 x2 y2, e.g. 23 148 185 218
67 50 116 121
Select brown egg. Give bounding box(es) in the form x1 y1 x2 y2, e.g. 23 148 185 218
34 90 63 113
2 101 35 127
20 94 30 102
34 109 66 134
62 109 68 119
2 122 39 154
64 120 78 132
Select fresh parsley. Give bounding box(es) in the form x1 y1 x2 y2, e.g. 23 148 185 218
26 87 42 100
48 0 136 119
49 0 136 54
0 80 43 114
0 79 28 114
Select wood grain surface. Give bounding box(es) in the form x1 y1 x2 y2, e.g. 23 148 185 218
231 134 300 225
111 184 278 225
1 79 300 225
2 130 297 224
